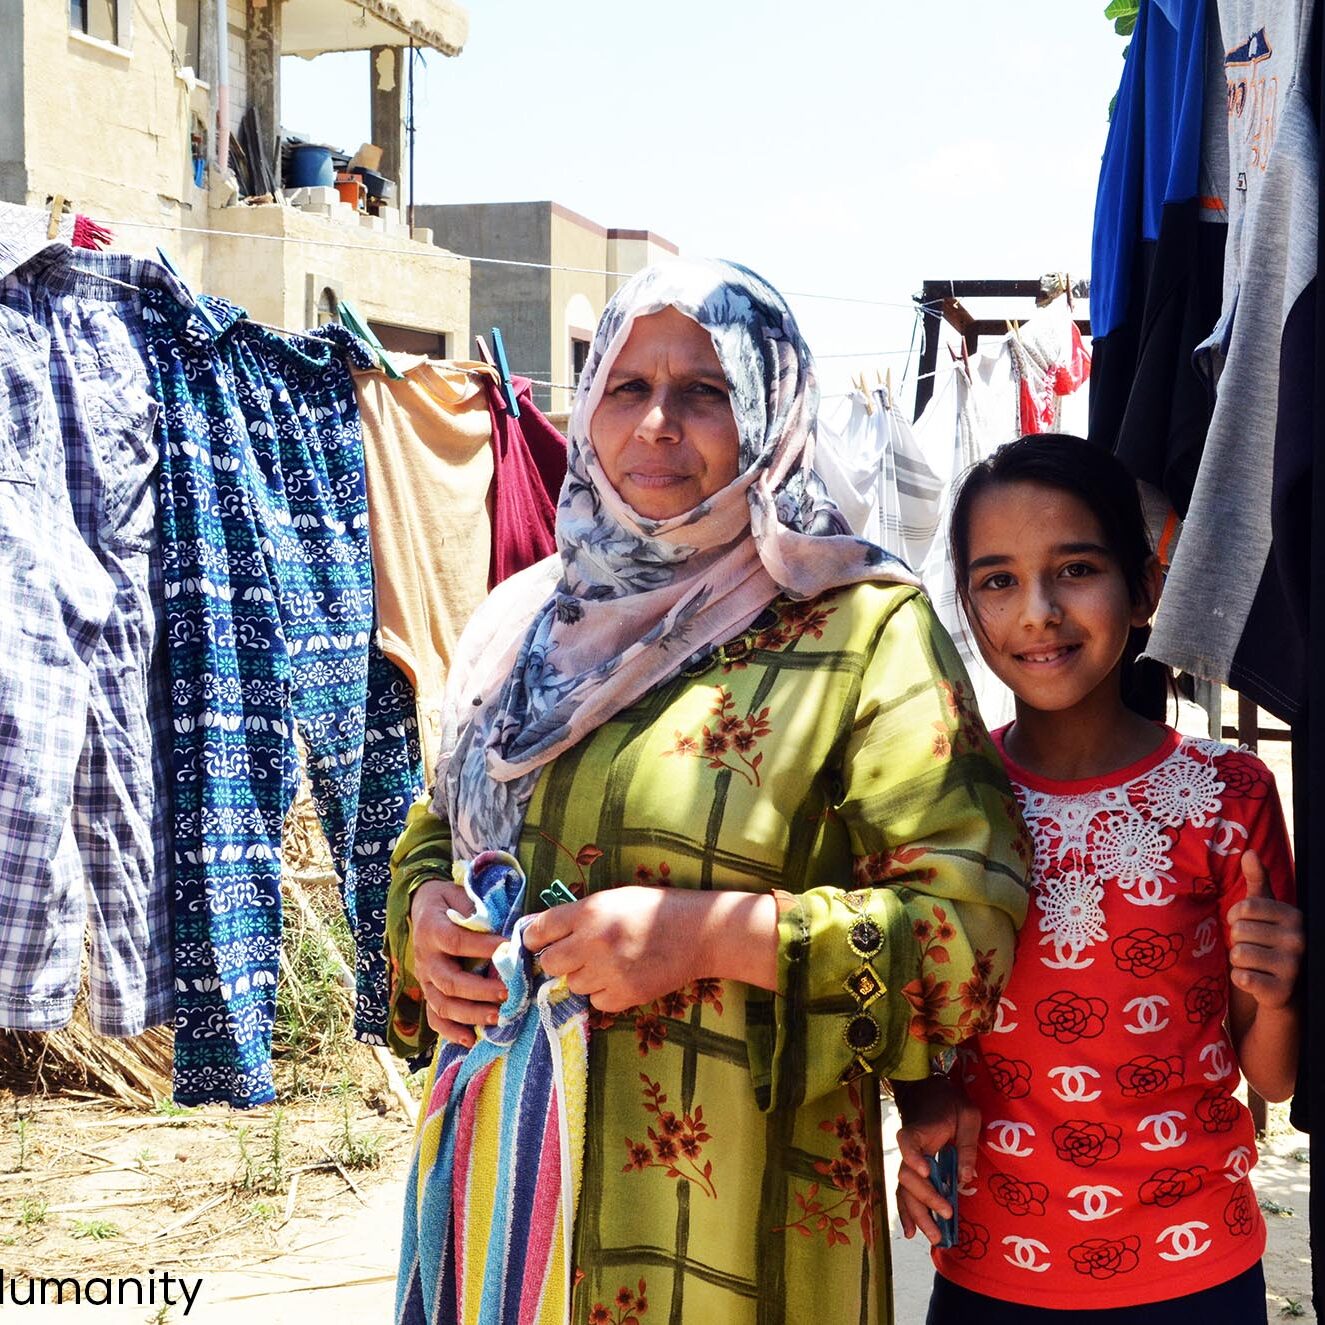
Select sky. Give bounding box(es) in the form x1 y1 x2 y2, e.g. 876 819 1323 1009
281 1 1127 409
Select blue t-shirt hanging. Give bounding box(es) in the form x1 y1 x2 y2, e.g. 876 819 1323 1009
1092 0 1210 339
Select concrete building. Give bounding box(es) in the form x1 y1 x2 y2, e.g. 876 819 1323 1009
2 0 472 350
412 201 678 412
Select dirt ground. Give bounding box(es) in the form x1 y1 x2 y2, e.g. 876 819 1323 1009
0 1041 418 1322
0 1087 1310 1323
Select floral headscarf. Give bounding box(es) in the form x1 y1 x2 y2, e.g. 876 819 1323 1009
436 257 920 858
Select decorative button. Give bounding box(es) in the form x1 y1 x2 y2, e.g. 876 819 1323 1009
843 1013 880 1053
847 918 883 958
844 963 885 1007
720 636 751 666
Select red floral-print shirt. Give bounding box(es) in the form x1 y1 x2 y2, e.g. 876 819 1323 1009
934 726 1295 1308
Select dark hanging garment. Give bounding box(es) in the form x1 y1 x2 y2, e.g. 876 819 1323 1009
1088 0 1228 517
1146 0 1319 721
1291 0 1323 1303
483 375 567 587
148 295 423 1108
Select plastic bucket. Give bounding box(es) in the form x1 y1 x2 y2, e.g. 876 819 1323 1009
288 144 334 188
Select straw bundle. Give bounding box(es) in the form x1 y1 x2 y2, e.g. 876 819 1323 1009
0 1008 173 1109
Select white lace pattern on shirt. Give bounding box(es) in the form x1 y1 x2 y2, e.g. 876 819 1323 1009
1016 739 1227 969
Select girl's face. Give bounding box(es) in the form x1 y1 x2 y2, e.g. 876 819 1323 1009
591 307 741 520
962 481 1157 715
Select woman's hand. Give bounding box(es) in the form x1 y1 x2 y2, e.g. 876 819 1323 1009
1228 849 1304 1010
410 877 509 1049
892 1075 980 1246
522 886 778 1011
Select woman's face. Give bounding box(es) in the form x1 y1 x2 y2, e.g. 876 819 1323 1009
590 306 741 520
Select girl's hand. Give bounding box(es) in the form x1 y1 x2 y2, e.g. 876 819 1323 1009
522 886 706 1012
892 1075 981 1245
410 877 508 1049
1228 849 1304 1011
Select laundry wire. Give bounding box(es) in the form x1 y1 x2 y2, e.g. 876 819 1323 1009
53 245 954 402
102 216 941 314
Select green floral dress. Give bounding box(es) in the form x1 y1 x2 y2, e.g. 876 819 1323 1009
386 582 1030 1325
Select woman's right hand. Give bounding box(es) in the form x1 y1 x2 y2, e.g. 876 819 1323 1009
410 877 509 1048
892 1075 981 1246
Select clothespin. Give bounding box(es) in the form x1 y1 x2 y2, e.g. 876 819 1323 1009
489 326 521 418
337 297 403 379
156 246 227 338
852 372 873 414
474 333 496 368
1006 319 1022 342
884 366 893 407
538 879 577 909
46 194 69 240
948 342 972 380
1064 272 1075 310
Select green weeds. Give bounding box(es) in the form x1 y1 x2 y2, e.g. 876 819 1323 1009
71 1218 119 1240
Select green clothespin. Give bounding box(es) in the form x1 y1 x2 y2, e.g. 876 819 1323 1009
538 879 577 910
337 297 403 380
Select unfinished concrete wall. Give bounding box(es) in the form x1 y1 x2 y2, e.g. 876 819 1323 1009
17 0 212 280
606 230 680 295
414 200 551 402
549 205 609 415
369 45 405 194
244 0 280 176
0 0 26 203
203 202 469 347
226 0 249 135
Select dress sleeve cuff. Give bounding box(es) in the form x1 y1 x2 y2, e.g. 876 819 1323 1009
747 885 921 1111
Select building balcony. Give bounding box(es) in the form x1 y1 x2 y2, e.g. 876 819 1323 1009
280 0 468 58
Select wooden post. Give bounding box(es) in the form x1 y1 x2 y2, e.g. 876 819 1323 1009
1236 692 1270 1136
913 282 944 421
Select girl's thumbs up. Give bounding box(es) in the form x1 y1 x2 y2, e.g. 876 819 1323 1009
1240 848 1268 898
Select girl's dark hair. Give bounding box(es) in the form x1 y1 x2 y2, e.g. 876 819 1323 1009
949 434 1171 721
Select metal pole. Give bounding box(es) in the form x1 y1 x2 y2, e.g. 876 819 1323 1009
407 40 416 233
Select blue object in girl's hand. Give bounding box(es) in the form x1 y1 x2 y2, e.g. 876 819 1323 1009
927 1145 960 1249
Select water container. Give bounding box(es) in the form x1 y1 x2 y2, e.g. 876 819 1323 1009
288 144 334 188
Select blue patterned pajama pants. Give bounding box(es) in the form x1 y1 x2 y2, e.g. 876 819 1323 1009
145 294 422 1107
0 250 173 1036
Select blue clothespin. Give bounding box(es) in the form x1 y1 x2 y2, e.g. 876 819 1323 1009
538 879 577 910
156 246 226 338
489 326 521 418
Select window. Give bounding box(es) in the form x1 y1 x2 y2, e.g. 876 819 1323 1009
571 336 591 387
70 0 119 44
369 321 448 358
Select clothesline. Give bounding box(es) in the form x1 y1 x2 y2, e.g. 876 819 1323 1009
41 261 932 395
522 366 951 401
46 243 945 402
102 216 938 313
62 263 935 388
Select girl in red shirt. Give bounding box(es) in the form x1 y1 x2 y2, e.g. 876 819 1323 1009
896 436 1303 1323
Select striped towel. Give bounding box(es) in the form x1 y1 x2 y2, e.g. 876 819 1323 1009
396 851 589 1325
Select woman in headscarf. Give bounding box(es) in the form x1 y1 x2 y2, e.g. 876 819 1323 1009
385 258 1030 1324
